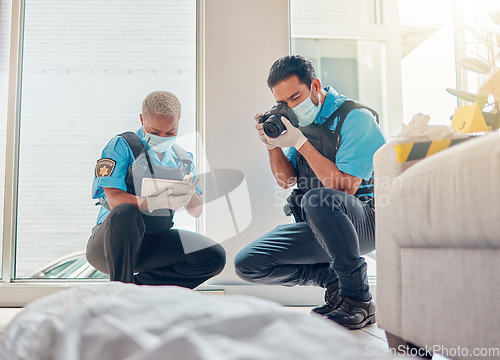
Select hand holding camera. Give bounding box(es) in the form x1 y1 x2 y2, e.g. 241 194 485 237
254 113 278 149
266 117 307 150
257 102 307 150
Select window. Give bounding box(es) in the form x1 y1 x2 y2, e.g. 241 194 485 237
399 0 500 126
0 0 13 278
13 0 197 279
457 1 500 113
292 38 386 121
399 0 458 125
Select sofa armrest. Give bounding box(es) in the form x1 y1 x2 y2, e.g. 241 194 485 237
389 133 500 249
373 133 500 339
373 143 419 336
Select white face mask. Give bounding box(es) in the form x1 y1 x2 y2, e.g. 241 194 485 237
292 91 321 127
143 131 177 153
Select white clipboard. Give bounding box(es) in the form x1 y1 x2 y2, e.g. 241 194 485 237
141 177 198 197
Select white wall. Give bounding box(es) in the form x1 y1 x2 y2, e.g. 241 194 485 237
201 0 291 284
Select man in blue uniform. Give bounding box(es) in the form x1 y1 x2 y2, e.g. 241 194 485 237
234 55 385 329
87 91 225 288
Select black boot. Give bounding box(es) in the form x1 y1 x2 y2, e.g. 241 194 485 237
325 296 376 330
310 280 341 316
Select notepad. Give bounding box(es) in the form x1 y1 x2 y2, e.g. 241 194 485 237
141 177 196 197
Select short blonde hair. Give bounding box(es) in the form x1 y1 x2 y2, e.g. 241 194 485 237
142 91 181 118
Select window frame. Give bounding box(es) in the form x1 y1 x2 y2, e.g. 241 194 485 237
1 0 202 290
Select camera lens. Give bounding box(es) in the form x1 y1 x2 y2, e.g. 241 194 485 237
263 114 286 138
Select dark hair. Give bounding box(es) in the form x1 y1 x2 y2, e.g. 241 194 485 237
267 55 316 89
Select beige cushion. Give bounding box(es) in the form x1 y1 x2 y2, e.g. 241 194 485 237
389 133 500 249
373 143 422 335
400 247 500 359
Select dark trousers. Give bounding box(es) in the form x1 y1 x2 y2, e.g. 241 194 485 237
234 188 375 301
86 203 226 289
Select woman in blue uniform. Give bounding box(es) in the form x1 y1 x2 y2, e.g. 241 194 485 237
86 91 225 287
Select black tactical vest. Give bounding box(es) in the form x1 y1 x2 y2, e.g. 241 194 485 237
285 101 379 222
99 131 192 234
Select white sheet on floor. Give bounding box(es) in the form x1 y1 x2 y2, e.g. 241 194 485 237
0 283 398 360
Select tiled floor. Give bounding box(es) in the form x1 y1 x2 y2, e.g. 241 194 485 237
286 306 389 354
0 308 23 339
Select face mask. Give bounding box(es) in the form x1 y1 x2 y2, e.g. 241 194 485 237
143 131 177 153
292 91 321 127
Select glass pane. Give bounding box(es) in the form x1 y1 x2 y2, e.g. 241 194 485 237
38 259 80 279
90 270 108 279
0 0 13 278
16 0 196 278
291 0 379 27
460 0 500 113
399 0 458 125
292 38 387 123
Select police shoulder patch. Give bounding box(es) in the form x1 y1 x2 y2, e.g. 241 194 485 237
95 158 116 177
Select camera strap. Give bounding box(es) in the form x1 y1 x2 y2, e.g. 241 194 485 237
120 131 148 159
322 100 379 163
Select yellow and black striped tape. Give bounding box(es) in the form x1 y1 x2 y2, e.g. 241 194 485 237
394 138 469 163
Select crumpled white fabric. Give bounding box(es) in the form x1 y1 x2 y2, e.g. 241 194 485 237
0 283 400 360
394 113 468 144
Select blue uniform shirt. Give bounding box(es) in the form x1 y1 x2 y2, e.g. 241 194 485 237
92 127 202 224
284 86 385 182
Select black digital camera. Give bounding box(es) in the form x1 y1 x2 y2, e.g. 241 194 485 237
258 101 299 138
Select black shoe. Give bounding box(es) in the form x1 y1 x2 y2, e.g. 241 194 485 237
310 280 341 316
325 296 376 330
